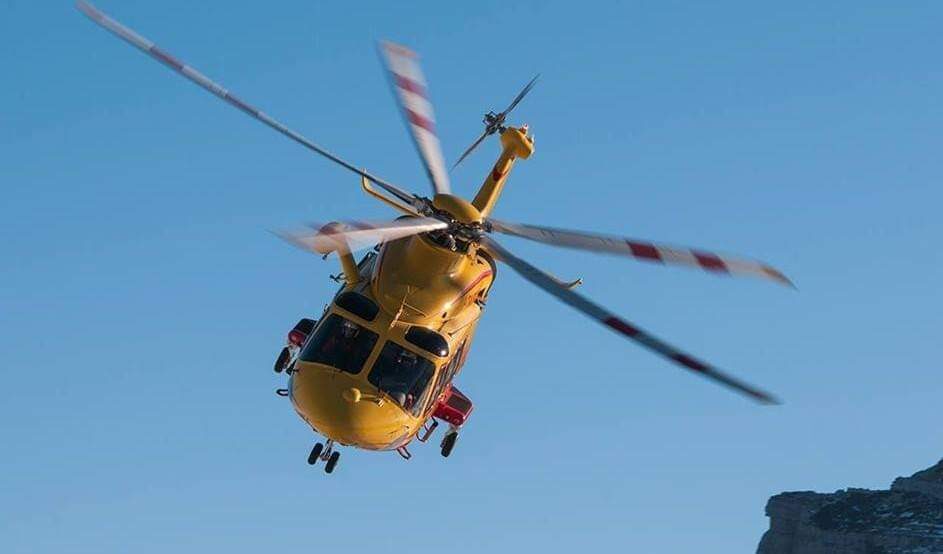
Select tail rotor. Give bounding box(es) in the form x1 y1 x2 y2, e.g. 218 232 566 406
452 74 539 170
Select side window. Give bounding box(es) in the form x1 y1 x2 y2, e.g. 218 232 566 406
405 326 449 357
446 341 467 383
428 340 467 411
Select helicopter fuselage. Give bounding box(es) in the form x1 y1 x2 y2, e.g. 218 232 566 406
285 127 535 453
288 232 495 451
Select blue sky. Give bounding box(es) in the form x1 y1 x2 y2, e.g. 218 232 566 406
2 1 942 552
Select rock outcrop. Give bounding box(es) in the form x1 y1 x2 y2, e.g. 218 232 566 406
757 459 943 553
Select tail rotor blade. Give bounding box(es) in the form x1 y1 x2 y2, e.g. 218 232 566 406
487 218 794 287
451 129 490 171
502 74 539 116
481 236 780 404
452 74 539 170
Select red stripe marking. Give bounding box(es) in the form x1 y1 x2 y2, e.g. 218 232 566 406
628 241 662 262
345 221 376 231
225 93 259 116
317 221 375 239
384 42 417 59
406 109 435 134
672 353 708 373
394 74 427 98
693 251 728 273
762 266 792 286
491 166 505 181
317 222 345 236
458 270 493 299
150 47 184 71
603 317 640 337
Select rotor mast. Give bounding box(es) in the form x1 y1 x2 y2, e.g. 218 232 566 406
471 126 534 218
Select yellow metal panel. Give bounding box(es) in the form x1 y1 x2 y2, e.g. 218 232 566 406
471 126 534 217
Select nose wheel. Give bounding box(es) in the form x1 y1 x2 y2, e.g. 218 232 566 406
307 440 341 474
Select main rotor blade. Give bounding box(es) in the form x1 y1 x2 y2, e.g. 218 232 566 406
481 236 779 404
379 41 451 196
502 74 540 116
450 128 490 171
275 217 447 255
487 219 793 287
77 1 422 211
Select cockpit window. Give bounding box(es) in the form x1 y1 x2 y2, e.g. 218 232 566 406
368 341 435 416
299 314 378 374
335 291 379 322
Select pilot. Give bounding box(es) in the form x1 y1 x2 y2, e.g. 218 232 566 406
320 319 361 370
394 350 420 408
339 319 359 340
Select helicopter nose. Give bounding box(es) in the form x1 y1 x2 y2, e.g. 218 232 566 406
290 364 413 449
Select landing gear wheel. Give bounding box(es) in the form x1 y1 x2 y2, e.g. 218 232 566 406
307 442 323 465
325 451 340 474
274 347 290 373
440 431 458 458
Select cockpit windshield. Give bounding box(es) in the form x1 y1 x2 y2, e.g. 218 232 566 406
299 314 378 374
368 341 435 416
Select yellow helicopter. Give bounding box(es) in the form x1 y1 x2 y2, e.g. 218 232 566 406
80 2 793 474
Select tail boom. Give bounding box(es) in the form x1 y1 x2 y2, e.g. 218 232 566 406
471 126 534 217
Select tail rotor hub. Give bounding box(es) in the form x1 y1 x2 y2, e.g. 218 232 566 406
452 75 540 170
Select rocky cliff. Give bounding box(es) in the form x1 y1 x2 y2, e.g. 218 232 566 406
757 459 943 553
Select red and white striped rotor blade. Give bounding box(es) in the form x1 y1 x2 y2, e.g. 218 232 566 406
481 236 779 404
76 1 421 212
275 217 447 255
379 41 451 196
488 219 793 287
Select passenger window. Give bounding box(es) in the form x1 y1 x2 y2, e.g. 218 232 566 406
299 314 378 374
429 340 466 408
368 342 435 416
